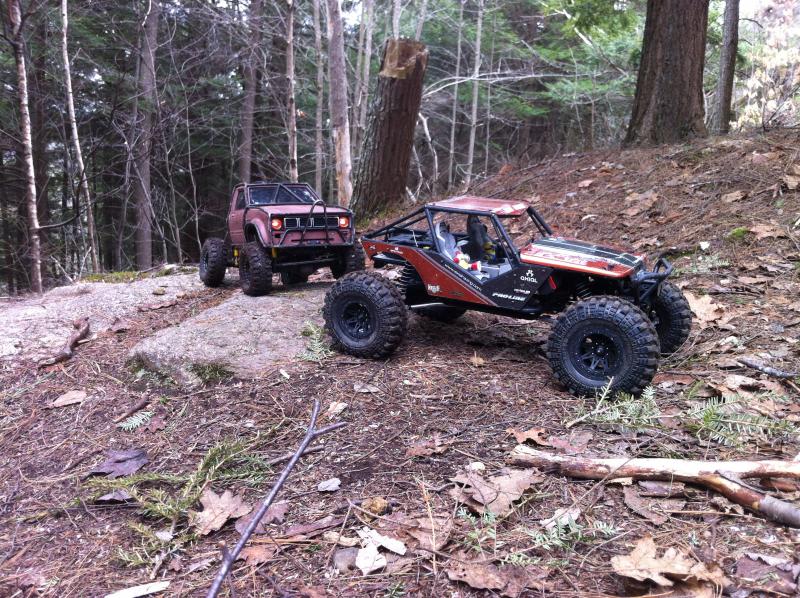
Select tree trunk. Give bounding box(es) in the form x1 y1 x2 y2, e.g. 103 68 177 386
325 0 353 207
0 153 16 294
239 0 264 184
624 0 710 145
133 0 160 269
712 0 739 134
8 0 43 293
285 0 298 182
351 39 428 221
312 0 325 195
392 0 401 39
463 0 484 188
414 0 429 41
61 0 99 272
448 1 464 189
355 0 375 155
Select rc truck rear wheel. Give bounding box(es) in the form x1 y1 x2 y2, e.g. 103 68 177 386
199 237 228 287
417 305 467 323
547 296 659 396
239 243 273 296
280 270 310 285
650 281 692 355
331 243 366 279
324 271 407 358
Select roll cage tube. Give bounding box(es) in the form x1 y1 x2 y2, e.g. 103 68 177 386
294 198 329 247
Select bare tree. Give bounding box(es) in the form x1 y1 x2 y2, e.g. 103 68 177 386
354 0 375 155
286 0 298 181
325 0 353 207
7 0 43 293
712 0 739 134
392 0 401 39
239 0 264 184
464 0 484 187
60 0 99 271
414 0 429 41
312 0 324 194
447 0 464 189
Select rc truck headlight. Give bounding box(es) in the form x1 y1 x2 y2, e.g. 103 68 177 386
270 218 283 230
338 216 350 228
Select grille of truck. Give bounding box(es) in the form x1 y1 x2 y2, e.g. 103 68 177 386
283 216 340 229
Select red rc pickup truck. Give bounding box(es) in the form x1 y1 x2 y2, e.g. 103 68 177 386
199 182 364 295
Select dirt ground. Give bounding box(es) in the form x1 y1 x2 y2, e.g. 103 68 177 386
1 130 800 598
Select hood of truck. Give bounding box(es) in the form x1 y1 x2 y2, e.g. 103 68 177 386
254 204 350 216
519 237 644 278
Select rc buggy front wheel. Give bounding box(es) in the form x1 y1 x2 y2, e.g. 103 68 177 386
239 243 273 296
547 296 659 396
649 281 692 355
331 243 366 279
324 271 408 358
199 237 228 287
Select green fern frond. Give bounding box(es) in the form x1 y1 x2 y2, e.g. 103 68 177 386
687 395 795 447
299 321 333 363
118 410 154 431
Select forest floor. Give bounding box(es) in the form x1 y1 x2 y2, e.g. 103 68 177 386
1 129 800 598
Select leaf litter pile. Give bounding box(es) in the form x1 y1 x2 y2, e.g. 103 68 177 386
2 130 800 596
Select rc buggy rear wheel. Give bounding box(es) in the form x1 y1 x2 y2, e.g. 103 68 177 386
199 237 228 287
239 243 273 296
280 270 309 285
324 271 407 358
331 243 366 279
417 305 467 323
650 281 692 355
547 296 659 396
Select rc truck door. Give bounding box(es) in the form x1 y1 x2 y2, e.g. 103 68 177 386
227 188 246 245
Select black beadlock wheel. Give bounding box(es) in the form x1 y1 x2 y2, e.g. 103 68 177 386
331 243 366 279
417 305 467 323
280 270 310 285
650 281 692 355
324 271 408 358
239 242 273 296
546 296 660 396
199 238 228 287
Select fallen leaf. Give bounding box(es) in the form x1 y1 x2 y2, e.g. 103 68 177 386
684 293 725 329
167 556 183 572
451 468 543 516
357 526 407 555
709 495 744 515
506 427 550 446
749 223 787 240
190 489 251 536
577 178 594 188
110 318 131 333
325 401 348 419
405 433 455 457
237 545 278 566
235 501 289 535
548 430 592 454
317 477 341 492
355 540 386 575
446 558 506 591
186 557 215 574
323 530 360 547
96 489 135 503
48 390 88 409
89 449 148 479
375 511 453 553
146 413 166 432
539 506 582 529
361 496 390 516
638 481 685 498
333 547 359 573
354 382 380 393
735 553 800 595
104 581 171 598
611 536 728 587
721 190 746 203
446 553 551 596
623 487 686 526
284 515 344 538
784 174 800 190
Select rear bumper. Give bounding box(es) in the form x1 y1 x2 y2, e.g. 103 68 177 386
631 257 673 303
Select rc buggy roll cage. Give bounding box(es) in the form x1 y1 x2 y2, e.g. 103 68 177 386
323 196 692 396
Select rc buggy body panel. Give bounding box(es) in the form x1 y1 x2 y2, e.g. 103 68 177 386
325 195 691 397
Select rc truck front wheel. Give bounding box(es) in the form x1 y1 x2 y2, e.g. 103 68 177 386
199 238 228 287
650 281 692 355
331 243 366 279
239 243 273 296
546 296 659 396
324 271 408 358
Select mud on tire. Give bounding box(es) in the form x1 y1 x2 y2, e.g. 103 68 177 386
199 237 228 287
324 271 408 358
331 243 366 279
546 296 659 396
650 281 692 355
239 242 273 296
416 305 467 323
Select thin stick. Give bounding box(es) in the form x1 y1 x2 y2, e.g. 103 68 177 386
113 397 151 423
206 400 345 598
737 357 798 380
38 317 90 367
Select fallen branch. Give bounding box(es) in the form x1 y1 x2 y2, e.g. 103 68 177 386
113 398 151 424
206 400 345 598
38 317 90 367
509 445 800 527
737 357 798 380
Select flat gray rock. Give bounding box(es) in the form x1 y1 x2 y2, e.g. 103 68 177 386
129 283 328 385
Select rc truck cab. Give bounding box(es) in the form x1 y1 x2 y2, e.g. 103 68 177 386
323 196 692 396
199 182 364 295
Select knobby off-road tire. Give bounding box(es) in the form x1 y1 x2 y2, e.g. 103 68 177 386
199 238 228 287
280 270 310 285
547 296 660 396
324 271 408 358
416 305 467 323
650 281 692 355
331 243 366 279
239 242 273 296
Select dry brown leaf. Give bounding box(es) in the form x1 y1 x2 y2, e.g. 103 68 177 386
323 530 360 547
190 489 251 536
721 190 746 203
48 390 87 409
283 515 344 538
784 174 800 190
237 544 278 566
446 558 506 592
548 430 592 454
451 468 542 516
611 536 728 588
235 501 289 535
506 427 550 446
735 553 800 595
375 511 453 553
749 223 787 240
89 449 148 479
623 487 686 526
684 293 725 329
577 179 594 188
405 433 454 457
446 554 551 596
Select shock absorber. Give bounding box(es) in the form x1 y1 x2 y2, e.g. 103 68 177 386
574 280 592 300
396 264 418 299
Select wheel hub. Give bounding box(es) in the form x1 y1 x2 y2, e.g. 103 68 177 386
576 332 620 376
341 301 373 339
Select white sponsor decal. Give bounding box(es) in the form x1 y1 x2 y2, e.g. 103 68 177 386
427 284 441 294
520 270 539 284
513 288 531 295
492 292 527 301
